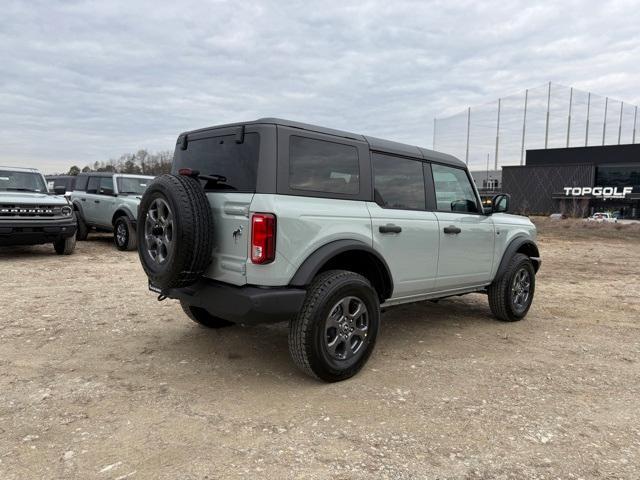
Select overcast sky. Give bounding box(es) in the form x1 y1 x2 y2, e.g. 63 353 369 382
1 0 639 173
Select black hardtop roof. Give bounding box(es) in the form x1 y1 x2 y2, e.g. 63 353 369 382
181 118 466 168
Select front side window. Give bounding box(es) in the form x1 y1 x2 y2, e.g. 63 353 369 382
372 153 425 210
431 164 479 213
0 170 47 193
117 176 153 195
289 136 359 195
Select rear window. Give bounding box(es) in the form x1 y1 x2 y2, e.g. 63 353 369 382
289 136 359 194
173 132 260 192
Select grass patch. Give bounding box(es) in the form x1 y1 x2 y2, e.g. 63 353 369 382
531 216 640 241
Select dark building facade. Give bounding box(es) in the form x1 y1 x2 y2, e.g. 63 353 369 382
502 144 640 218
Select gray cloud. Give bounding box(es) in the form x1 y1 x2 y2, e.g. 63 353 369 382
1 0 639 172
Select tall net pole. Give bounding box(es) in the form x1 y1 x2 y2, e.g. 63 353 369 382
465 107 471 165
544 82 551 149
602 97 609 146
618 102 624 145
585 92 591 146
494 98 501 170
520 89 528 165
634 106 638 144
566 87 573 148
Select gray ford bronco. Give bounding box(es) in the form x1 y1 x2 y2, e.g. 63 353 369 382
137 119 541 382
71 172 154 250
0 166 76 254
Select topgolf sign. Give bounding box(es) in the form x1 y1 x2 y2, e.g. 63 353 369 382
563 186 633 198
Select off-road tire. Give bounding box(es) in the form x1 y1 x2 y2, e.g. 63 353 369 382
53 234 76 255
76 212 89 241
137 174 213 290
114 216 137 251
180 301 234 329
289 270 380 382
488 253 535 322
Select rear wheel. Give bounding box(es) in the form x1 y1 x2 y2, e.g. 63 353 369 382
289 270 380 382
488 253 535 321
180 301 234 329
54 234 76 255
114 216 137 251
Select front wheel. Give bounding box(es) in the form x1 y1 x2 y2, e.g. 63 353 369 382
54 234 76 255
488 253 536 321
289 270 380 382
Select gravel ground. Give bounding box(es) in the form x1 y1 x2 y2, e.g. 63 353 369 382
0 229 639 479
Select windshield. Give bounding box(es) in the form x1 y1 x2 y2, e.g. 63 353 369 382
172 132 260 192
117 176 153 195
0 170 47 193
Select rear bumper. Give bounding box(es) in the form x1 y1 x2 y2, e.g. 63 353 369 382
0 216 77 246
157 278 307 325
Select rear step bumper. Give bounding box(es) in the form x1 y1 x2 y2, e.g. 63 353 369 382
160 279 307 325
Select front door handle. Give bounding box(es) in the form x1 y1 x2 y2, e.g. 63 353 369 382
94 200 100 204
379 224 402 234
81 198 86 202
443 225 461 234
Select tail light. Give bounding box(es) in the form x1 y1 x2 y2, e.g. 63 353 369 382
251 213 276 264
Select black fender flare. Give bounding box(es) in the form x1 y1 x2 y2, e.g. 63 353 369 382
289 239 394 299
495 236 541 281
112 207 136 227
72 200 86 220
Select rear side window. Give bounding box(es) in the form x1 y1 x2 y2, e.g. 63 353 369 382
431 164 479 213
372 153 425 210
173 133 260 192
98 177 114 195
86 177 99 194
75 176 88 191
289 136 359 195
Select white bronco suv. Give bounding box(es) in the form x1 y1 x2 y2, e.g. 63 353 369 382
137 119 541 382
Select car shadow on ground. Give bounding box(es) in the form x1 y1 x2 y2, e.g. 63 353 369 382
159 294 497 383
0 244 60 259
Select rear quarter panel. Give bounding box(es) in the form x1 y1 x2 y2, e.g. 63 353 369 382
246 194 373 286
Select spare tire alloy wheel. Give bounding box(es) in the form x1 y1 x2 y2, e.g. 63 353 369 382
144 198 173 264
137 174 214 290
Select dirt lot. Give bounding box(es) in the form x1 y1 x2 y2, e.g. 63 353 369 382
1 221 639 479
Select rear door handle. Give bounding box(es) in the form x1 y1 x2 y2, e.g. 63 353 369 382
443 225 461 234
379 224 402 234
94 200 100 204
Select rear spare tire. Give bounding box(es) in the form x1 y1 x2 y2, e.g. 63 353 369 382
137 174 213 290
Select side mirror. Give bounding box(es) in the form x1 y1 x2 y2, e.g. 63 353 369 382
487 193 510 214
53 186 66 195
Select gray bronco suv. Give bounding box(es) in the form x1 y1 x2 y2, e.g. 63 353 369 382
71 172 154 250
0 166 76 254
137 119 541 382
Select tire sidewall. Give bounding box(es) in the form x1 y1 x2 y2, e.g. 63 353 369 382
505 256 536 319
308 277 380 379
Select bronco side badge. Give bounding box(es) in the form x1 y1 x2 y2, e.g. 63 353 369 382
233 226 243 243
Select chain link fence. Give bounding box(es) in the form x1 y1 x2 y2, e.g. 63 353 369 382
433 83 639 171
